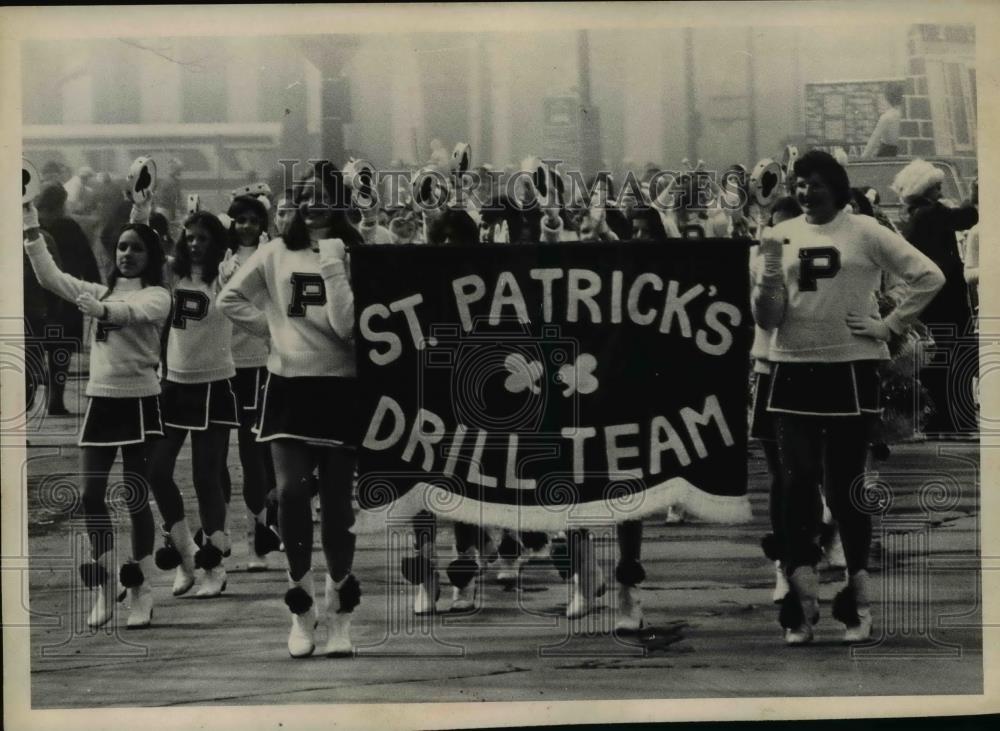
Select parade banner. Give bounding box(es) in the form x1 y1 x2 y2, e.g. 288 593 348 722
351 241 752 530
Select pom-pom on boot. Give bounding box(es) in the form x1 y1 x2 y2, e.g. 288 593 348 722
781 565 819 645
121 555 155 629
285 571 317 658
247 508 280 572
495 531 522 587
834 569 873 643
156 520 198 596
195 531 229 598
323 573 361 657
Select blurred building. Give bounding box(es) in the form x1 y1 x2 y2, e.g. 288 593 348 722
22 23 976 209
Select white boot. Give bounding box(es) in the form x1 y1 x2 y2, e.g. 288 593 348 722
195 531 229 598
286 571 317 658
772 561 790 604
168 520 198 596
246 509 268 572
413 572 439 615
614 583 645 633
123 556 155 629
448 552 480 613
84 551 119 629
323 573 360 657
496 556 520 586
783 566 819 645
839 569 874 643
566 536 605 619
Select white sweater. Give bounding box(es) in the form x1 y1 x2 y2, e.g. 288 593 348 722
217 238 356 378
25 237 171 398
752 211 944 363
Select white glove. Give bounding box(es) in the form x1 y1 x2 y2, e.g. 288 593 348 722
22 203 40 234
317 238 347 262
128 196 152 225
218 249 241 285
76 292 106 318
758 231 786 280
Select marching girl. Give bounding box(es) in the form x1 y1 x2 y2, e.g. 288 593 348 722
148 210 239 599
219 195 281 570
23 198 171 629
218 160 363 658
753 150 944 644
750 195 816 604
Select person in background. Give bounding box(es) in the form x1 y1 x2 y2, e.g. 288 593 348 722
891 159 978 436
41 160 68 186
35 182 102 416
861 81 904 159
156 158 184 222
148 211 175 257
964 180 980 323
64 166 97 215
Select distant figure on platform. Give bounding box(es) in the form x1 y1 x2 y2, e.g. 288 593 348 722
861 82 904 159
35 183 102 415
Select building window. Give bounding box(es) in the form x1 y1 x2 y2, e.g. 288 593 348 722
93 42 141 124
179 41 227 123
943 62 975 151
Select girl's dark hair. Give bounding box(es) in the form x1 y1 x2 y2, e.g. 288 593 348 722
426 208 479 245
284 160 364 251
148 211 174 254
769 195 803 225
885 81 905 108
101 223 167 299
479 193 542 244
173 210 229 283
629 205 669 243
849 187 875 218
227 195 269 252
587 173 617 201
792 150 852 209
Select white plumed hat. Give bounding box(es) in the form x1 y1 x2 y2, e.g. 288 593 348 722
891 159 944 201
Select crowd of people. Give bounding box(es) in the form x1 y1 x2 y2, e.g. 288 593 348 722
21 136 978 657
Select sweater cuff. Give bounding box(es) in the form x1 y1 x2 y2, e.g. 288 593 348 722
883 311 908 336
319 257 348 281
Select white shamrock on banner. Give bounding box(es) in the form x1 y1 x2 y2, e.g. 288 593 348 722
503 353 543 395
557 353 599 397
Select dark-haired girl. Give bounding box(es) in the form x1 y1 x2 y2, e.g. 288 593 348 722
219 161 364 658
753 150 944 644
148 210 239 599
24 202 171 629
219 195 280 570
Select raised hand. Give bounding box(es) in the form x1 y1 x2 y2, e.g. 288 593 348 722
218 248 241 285
22 202 41 238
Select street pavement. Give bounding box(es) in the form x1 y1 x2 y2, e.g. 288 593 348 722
14 379 984 707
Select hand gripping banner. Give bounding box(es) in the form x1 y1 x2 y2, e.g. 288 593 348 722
351 240 752 530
